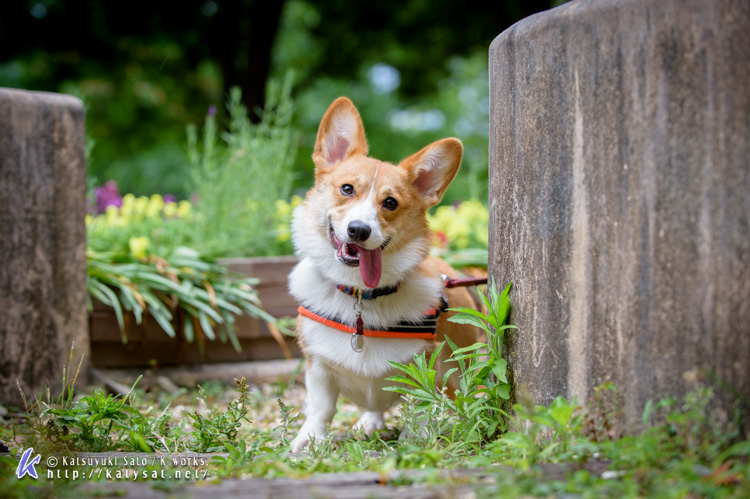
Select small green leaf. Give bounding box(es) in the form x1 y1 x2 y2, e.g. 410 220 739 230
428 341 446 370
549 397 575 427
130 431 153 452
442 367 458 390
447 314 487 330
450 342 489 356
197 311 216 340
446 307 489 321
501 432 533 450
492 358 508 383
184 314 195 342
384 376 422 389
495 383 511 400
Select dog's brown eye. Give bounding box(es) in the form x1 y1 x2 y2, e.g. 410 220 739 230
383 197 398 211
340 184 355 196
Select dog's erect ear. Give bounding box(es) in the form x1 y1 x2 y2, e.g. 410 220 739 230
313 97 368 172
399 138 463 206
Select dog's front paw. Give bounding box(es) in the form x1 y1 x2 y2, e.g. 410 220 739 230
290 426 326 453
352 411 385 437
289 434 310 453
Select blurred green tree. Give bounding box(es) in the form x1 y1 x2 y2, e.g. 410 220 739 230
0 0 555 199
0 1 282 117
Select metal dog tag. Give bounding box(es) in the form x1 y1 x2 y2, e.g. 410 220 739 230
351 332 365 353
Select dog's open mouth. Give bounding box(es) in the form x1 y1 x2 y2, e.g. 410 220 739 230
329 226 389 289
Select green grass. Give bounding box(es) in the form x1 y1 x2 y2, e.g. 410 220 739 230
1 282 749 497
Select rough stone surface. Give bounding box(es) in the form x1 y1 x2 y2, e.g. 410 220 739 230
20 459 606 498
489 0 750 430
0 87 89 406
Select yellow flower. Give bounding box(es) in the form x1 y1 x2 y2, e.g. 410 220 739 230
177 200 192 219
120 193 136 220
273 196 304 243
128 236 150 259
276 196 304 221
427 199 488 250
133 196 149 218
478 228 489 246
105 205 121 227
276 223 290 242
163 201 178 218
145 194 164 219
275 199 291 217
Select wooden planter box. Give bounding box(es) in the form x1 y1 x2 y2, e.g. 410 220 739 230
89 256 300 368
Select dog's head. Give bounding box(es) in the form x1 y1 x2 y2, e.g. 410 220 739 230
292 97 462 289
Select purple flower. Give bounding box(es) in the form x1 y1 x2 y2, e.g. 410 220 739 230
163 193 176 204
94 180 123 214
208 105 217 116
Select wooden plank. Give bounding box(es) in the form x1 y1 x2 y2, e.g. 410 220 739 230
91 335 299 367
92 358 304 386
222 256 297 285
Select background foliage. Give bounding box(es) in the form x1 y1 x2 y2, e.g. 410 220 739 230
0 0 558 202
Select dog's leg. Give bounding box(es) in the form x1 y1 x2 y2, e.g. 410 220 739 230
290 358 339 452
352 410 385 437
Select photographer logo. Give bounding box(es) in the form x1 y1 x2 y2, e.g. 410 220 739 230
15 447 41 479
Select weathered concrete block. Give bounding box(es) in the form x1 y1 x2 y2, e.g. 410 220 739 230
489 0 750 430
0 88 89 405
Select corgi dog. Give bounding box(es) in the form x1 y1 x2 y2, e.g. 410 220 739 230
288 97 479 452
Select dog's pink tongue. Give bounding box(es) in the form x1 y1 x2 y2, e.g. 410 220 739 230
356 246 382 289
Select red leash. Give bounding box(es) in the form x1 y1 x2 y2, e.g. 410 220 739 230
442 276 488 288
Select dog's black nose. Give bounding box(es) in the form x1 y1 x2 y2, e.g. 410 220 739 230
347 221 371 243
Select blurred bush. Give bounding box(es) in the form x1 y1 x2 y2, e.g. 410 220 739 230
87 85 297 259
2 0 553 205
187 80 297 257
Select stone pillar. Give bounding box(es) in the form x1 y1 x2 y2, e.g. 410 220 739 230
489 0 750 430
0 88 89 406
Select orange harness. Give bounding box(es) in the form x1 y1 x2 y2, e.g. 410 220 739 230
298 275 486 351
297 305 439 340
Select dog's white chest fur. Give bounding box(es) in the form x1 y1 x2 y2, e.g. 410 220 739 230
301 318 429 378
289 257 440 379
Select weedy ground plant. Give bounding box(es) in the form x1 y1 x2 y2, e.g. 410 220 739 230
384 279 515 447
1 281 749 498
